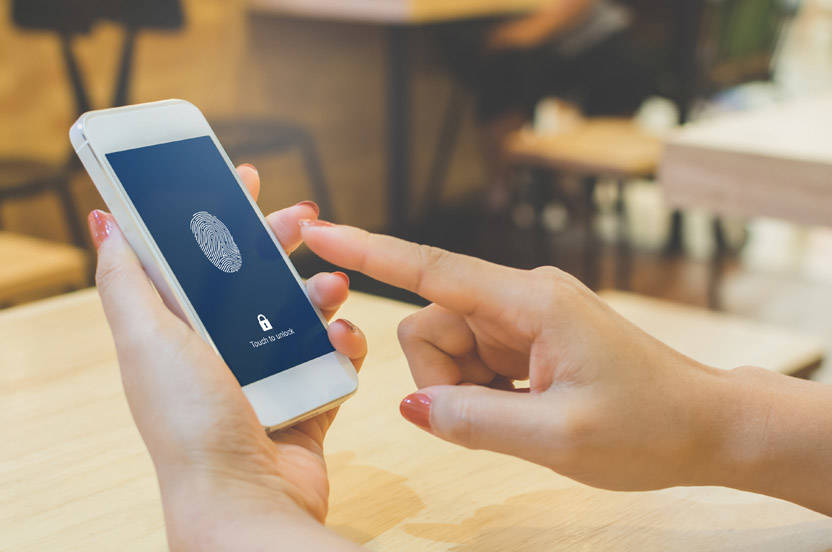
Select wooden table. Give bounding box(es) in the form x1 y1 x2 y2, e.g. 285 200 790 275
3 288 832 550
658 94 832 307
600 290 825 377
659 94 832 226
249 0 545 234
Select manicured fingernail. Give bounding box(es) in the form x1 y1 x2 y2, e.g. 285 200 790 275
333 271 350 286
239 163 258 175
337 318 360 334
295 200 320 217
87 210 114 249
400 393 432 430
299 218 334 228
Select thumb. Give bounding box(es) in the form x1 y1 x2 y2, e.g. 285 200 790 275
90 210 254 460
400 385 550 462
89 210 175 338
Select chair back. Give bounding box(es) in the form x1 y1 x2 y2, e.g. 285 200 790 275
12 0 185 34
12 0 186 114
624 0 796 120
699 0 796 90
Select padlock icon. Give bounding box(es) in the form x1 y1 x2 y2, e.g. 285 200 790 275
257 314 273 332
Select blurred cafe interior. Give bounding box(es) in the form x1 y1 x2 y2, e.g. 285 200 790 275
3 0 832 549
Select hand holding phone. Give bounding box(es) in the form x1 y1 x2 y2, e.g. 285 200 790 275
88 175 367 542
72 100 357 430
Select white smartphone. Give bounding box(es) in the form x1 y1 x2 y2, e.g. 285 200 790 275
70 99 357 431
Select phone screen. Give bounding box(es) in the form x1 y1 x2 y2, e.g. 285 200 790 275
106 135 335 387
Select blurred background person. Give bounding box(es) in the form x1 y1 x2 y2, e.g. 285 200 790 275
435 0 661 211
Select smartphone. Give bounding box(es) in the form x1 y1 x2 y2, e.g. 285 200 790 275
70 99 357 431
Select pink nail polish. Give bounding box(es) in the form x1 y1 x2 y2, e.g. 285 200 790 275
239 163 258 175
333 271 350 286
299 218 334 228
337 318 360 334
295 201 320 217
400 393 432 430
87 210 114 249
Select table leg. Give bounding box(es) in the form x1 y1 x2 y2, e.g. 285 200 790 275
664 0 706 257
387 26 410 235
664 210 684 256
582 177 600 290
708 217 727 310
423 84 465 215
615 179 631 290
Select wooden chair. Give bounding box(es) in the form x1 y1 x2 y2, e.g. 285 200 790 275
10 0 335 226
4 0 186 253
502 0 790 295
600 290 825 377
504 117 663 290
0 232 87 306
424 1 793 298
504 118 662 179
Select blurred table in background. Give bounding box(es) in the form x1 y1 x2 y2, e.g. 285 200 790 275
660 94 832 226
3 288 832 550
250 0 546 234
601 290 825 377
250 0 545 24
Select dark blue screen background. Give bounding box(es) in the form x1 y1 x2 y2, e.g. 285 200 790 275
107 136 334 386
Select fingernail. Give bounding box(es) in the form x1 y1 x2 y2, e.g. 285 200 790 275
400 393 432 430
295 200 320 217
239 163 258 175
333 271 350 286
299 218 334 228
87 210 114 249
337 318 360 334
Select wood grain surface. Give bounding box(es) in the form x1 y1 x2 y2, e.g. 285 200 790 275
2 289 831 550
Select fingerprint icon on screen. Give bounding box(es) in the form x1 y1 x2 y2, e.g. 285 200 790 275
189 211 243 273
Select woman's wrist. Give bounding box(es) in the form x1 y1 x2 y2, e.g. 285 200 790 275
676 364 790 491
158 464 316 550
695 365 832 515
654 359 740 488
675 365 762 489
158 464 365 551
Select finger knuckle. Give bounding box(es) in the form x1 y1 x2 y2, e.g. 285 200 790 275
396 311 424 345
530 265 563 281
530 266 569 304
94 257 125 295
443 396 476 447
413 244 450 295
417 243 449 270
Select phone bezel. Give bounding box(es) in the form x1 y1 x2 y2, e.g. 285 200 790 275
71 99 357 431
